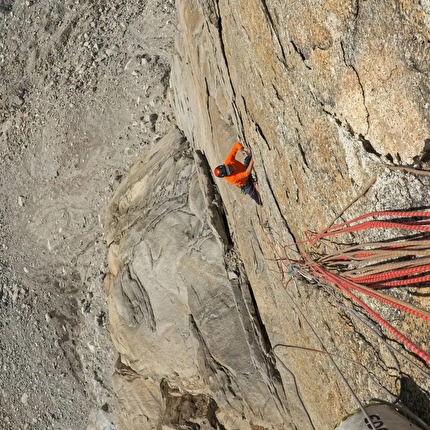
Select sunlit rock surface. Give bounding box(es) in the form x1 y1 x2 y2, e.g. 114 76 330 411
106 1 430 429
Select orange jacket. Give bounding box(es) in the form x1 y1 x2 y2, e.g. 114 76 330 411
223 142 249 188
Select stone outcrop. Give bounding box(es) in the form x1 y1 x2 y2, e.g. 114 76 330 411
105 129 293 429
105 1 430 429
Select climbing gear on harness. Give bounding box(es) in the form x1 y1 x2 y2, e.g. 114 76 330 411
241 180 262 205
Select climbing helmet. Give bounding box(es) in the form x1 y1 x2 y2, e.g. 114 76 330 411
214 164 231 177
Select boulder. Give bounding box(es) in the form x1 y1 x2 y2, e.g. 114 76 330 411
105 129 292 429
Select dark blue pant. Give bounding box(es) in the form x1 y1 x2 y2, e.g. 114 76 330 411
241 155 262 205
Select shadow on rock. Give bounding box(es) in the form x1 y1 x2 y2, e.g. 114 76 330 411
398 375 430 425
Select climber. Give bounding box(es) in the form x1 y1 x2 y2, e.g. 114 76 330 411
213 142 262 205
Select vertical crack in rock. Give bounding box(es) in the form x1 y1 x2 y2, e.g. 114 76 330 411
297 142 309 169
272 84 285 102
340 41 370 135
288 164 301 204
232 100 246 145
259 0 289 70
204 77 215 138
354 0 361 20
213 1 247 141
194 150 233 247
213 1 235 100
124 263 156 331
188 314 238 394
290 39 311 70
255 122 272 151
260 162 299 247
294 108 303 127
235 271 290 414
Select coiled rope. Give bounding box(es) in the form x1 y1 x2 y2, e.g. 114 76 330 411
263 210 430 365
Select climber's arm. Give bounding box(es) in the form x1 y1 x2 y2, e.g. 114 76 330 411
224 142 244 164
245 157 254 177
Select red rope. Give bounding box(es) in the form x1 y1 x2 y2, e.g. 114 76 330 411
260 211 430 366
374 274 430 288
322 210 430 234
309 263 430 322
335 279 430 365
308 263 430 364
346 264 430 284
306 211 430 244
311 220 430 243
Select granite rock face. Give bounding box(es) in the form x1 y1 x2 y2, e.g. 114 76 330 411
105 1 430 429
105 129 291 429
172 0 430 237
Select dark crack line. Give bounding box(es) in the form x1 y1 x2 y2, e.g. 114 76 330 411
297 142 309 169
223 247 291 416
272 84 285 102
204 77 214 137
127 264 157 331
294 108 303 127
259 0 289 70
232 99 246 144
340 41 370 135
214 1 243 140
354 0 361 20
238 269 290 414
261 161 299 249
311 89 381 159
287 164 301 204
290 40 312 70
194 149 233 247
255 122 271 151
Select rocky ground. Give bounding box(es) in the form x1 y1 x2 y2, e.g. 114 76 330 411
0 1 175 428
